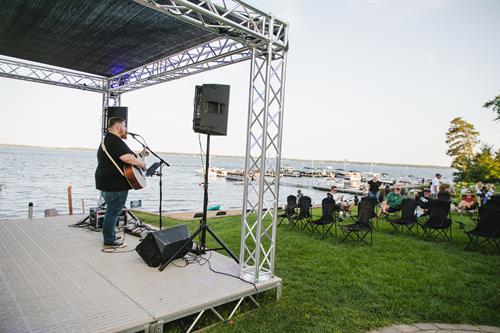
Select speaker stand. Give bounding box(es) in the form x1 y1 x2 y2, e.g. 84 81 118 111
159 134 238 271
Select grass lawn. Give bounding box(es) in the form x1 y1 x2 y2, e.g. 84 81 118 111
134 208 500 333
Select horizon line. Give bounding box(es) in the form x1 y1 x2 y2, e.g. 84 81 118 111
0 143 452 169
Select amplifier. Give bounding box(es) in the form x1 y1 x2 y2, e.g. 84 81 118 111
89 207 127 229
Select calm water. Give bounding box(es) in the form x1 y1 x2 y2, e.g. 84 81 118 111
0 146 453 219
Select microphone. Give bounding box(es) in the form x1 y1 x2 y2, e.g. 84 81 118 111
127 132 140 137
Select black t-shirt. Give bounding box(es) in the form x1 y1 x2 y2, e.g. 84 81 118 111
95 133 134 191
368 180 381 193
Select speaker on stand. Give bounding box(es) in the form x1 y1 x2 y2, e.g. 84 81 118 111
158 84 238 271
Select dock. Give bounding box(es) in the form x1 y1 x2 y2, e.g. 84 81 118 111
0 215 281 333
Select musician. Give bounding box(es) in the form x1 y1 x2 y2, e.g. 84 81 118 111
95 117 146 248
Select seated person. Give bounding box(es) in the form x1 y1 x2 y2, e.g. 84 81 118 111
415 189 431 217
482 183 495 205
457 191 476 213
330 186 354 213
379 186 402 216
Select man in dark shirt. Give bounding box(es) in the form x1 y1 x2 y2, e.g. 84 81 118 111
367 175 382 202
95 117 146 247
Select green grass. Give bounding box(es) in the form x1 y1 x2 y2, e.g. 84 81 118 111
134 209 500 333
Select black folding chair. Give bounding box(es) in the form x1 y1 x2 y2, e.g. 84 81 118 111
290 196 312 230
464 203 500 253
386 198 418 235
419 199 452 241
359 196 379 227
309 196 338 238
278 195 297 226
340 199 377 245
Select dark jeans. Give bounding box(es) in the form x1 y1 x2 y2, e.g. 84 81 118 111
101 190 128 244
368 191 380 202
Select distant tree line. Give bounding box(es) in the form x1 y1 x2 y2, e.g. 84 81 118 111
445 96 500 183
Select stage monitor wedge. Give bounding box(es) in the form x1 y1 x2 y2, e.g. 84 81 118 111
193 84 230 136
135 224 192 267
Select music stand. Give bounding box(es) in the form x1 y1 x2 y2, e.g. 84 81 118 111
129 134 170 230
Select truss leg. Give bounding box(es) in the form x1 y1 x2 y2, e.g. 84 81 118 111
101 92 121 138
239 40 288 283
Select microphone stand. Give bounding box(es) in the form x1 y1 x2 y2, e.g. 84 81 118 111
129 133 170 230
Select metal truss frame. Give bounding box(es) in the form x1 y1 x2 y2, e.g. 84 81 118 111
239 43 287 283
0 0 289 285
109 38 251 93
134 0 288 52
0 57 108 93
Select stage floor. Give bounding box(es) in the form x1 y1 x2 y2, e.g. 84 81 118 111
0 215 281 333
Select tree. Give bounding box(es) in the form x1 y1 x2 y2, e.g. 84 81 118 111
483 95 500 121
445 117 480 174
464 145 500 183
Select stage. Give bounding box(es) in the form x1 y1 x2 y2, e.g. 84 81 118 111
0 215 281 333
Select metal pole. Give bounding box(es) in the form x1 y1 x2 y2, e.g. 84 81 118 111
270 51 288 275
240 49 257 271
28 202 33 220
159 164 163 230
200 134 211 249
253 42 274 282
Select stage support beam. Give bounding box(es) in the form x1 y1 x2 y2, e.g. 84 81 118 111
240 34 288 283
0 57 108 93
101 91 122 138
134 0 288 51
109 38 251 93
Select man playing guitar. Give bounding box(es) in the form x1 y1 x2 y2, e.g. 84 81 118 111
95 117 146 248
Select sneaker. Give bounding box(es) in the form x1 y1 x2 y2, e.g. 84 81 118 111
115 235 122 241
103 241 127 248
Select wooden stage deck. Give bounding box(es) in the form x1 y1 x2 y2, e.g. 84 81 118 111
0 215 281 333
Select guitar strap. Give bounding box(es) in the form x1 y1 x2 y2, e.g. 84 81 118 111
101 140 125 177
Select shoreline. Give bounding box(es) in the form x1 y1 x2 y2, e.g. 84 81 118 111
0 143 452 169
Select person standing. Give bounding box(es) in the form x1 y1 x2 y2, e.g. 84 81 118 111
95 117 146 248
367 175 382 202
430 173 442 199
296 189 304 200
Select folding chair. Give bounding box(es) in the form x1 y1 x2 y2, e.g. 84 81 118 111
386 198 418 235
309 196 338 238
278 195 297 226
290 196 312 230
340 199 377 245
419 199 452 241
464 203 500 253
359 196 379 227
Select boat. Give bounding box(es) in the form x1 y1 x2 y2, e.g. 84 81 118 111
208 204 221 211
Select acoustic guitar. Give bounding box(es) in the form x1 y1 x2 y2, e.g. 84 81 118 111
124 154 147 190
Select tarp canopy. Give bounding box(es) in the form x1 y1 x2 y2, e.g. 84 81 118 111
0 0 218 77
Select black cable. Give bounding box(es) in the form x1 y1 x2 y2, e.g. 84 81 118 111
100 223 130 253
190 251 260 299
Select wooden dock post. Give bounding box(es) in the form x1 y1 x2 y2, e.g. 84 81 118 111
81 199 85 214
67 185 73 215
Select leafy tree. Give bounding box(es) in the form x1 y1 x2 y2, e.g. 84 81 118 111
466 145 500 183
445 117 479 173
483 95 500 121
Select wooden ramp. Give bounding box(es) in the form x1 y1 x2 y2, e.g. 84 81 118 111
0 215 281 333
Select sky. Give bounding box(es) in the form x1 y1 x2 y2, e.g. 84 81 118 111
1 0 499 166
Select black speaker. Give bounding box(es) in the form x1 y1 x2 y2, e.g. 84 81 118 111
193 84 230 136
136 224 192 267
105 106 128 127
